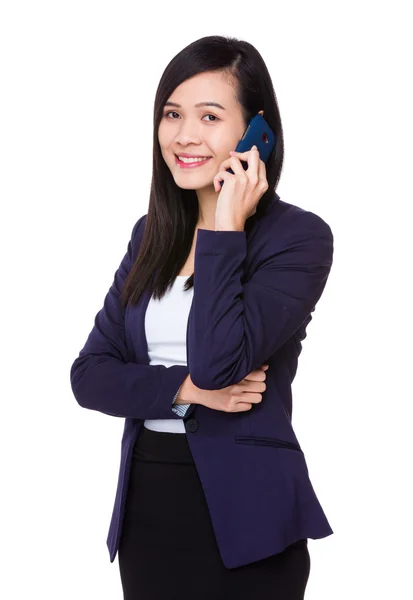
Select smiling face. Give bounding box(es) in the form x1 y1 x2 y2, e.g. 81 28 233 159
158 71 247 193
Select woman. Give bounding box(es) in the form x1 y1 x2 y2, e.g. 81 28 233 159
70 35 334 599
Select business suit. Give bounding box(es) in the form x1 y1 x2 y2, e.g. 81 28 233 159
70 190 334 569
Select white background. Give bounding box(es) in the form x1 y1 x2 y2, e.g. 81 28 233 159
1 1 412 598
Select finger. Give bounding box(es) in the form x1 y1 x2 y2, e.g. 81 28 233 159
213 155 249 191
213 169 234 191
245 145 260 178
231 147 264 185
229 146 260 159
258 158 267 187
218 156 248 176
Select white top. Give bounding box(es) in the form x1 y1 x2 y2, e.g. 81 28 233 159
143 276 194 433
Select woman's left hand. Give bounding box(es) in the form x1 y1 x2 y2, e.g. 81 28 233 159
213 145 269 230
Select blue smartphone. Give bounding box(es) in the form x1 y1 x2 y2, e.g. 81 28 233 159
220 113 276 187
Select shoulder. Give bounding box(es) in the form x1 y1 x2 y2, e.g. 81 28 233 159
130 214 148 241
259 197 333 244
246 196 334 271
127 214 148 261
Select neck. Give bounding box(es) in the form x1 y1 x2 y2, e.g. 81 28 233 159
196 184 219 230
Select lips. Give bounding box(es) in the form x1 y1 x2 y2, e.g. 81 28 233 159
174 155 212 168
175 154 212 159
174 155 212 161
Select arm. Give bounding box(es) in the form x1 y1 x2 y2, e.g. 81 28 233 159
187 210 334 390
70 216 196 420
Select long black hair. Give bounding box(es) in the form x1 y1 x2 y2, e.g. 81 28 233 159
122 35 284 308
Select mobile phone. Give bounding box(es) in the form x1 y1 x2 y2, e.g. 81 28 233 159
220 113 276 187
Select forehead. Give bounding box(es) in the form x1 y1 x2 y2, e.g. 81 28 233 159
166 71 238 108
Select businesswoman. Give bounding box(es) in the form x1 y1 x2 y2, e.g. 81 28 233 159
70 35 334 599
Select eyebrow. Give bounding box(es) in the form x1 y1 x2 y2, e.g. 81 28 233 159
164 101 226 111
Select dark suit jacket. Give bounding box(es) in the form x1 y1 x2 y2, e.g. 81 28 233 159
70 191 334 569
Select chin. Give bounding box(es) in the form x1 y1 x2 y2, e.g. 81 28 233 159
173 176 213 191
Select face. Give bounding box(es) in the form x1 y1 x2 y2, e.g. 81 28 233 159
158 71 247 193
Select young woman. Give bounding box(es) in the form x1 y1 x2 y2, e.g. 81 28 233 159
70 35 334 599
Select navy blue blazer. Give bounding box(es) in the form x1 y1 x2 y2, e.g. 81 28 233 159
70 191 335 569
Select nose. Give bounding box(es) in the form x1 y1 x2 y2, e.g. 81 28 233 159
174 118 202 146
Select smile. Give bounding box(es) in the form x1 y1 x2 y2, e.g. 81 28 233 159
175 155 212 168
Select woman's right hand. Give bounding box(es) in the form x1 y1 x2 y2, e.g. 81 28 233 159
192 364 269 413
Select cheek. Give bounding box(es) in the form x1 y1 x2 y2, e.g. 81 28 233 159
158 139 172 163
215 148 233 168
211 135 241 163
157 139 171 166
157 125 169 150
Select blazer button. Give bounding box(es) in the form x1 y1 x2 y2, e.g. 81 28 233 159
185 418 199 433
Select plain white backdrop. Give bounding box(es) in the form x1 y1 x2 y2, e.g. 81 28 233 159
1 1 412 598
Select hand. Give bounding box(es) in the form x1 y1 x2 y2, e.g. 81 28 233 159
213 145 269 228
193 363 269 413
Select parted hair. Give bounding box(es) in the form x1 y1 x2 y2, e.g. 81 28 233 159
122 35 284 308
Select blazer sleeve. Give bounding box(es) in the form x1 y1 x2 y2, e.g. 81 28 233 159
70 216 196 420
187 211 334 390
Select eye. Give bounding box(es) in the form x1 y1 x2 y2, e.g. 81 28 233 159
164 111 180 119
163 111 219 123
202 114 219 122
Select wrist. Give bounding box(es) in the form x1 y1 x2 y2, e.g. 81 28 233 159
214 222 245 231
175 374 200 405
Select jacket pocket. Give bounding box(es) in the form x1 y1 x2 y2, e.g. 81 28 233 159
235 435 302 453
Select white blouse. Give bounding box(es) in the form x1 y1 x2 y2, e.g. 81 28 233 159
143 276 193 433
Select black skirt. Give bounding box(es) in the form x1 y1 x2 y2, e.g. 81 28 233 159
118 425 310 600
